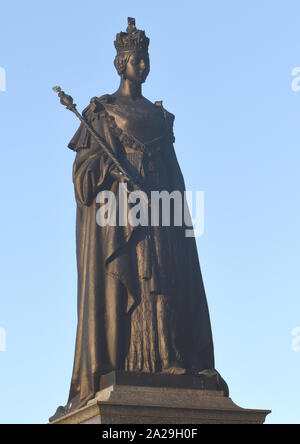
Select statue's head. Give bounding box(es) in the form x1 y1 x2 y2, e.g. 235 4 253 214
114 18 150 84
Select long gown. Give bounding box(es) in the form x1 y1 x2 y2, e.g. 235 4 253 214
66 94 215 411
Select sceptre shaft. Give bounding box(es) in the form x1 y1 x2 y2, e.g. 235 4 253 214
52 86 146 193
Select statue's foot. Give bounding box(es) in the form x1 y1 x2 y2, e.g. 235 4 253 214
197 369 218 377
161 363 187 376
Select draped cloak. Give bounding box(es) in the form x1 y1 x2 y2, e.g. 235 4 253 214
66 94 215 411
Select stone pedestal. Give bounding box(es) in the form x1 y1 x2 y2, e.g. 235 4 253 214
50 372 270 424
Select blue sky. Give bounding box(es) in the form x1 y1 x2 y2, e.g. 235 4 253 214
0 0 299 424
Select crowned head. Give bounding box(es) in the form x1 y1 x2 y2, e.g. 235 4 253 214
114 17 149 54
114 18 150 83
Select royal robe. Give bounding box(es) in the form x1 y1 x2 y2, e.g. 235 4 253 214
66 95 215 411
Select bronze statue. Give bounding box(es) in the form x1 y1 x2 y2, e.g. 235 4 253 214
51 18 226 420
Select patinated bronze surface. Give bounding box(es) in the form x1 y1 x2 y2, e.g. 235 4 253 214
50 18 223 421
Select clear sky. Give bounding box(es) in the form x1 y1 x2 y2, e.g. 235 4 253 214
0 0 299 424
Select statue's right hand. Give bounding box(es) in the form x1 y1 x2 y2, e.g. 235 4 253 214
110 167 130 183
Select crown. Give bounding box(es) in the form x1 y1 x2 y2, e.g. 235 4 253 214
114 18 149 54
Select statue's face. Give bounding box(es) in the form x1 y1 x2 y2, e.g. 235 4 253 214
124 51 150 84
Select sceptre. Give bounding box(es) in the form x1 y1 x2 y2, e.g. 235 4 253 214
52 86 146 193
